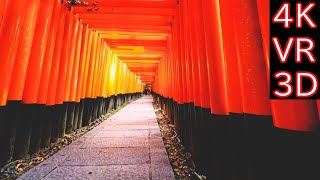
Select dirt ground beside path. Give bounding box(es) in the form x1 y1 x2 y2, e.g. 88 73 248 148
152 98 206 180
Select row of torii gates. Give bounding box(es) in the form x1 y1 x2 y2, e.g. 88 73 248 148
0 0 320 179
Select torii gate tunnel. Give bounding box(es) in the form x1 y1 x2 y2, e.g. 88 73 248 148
1 0 320 179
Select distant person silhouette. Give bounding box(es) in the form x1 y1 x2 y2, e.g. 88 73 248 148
147 86 151 96
143 86 148 95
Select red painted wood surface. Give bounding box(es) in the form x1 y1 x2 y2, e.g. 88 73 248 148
64 15 80 102
46 7 67 106
76 25 90 102
0 0 28 105
8 0 40 102
22 0 55 104
219 0 244 113
55 9 74 104
37 0 63 104
0 0 7 30
69 22 83 102
201 0 229 115
230 0 271 115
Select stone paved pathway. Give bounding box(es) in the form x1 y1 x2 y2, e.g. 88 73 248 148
19 96 175 180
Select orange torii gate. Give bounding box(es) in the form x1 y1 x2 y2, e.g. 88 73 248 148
1 0 320 179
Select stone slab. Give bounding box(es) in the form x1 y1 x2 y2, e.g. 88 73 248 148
44 165 150 180
81 137 149 148
61 147 149 166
